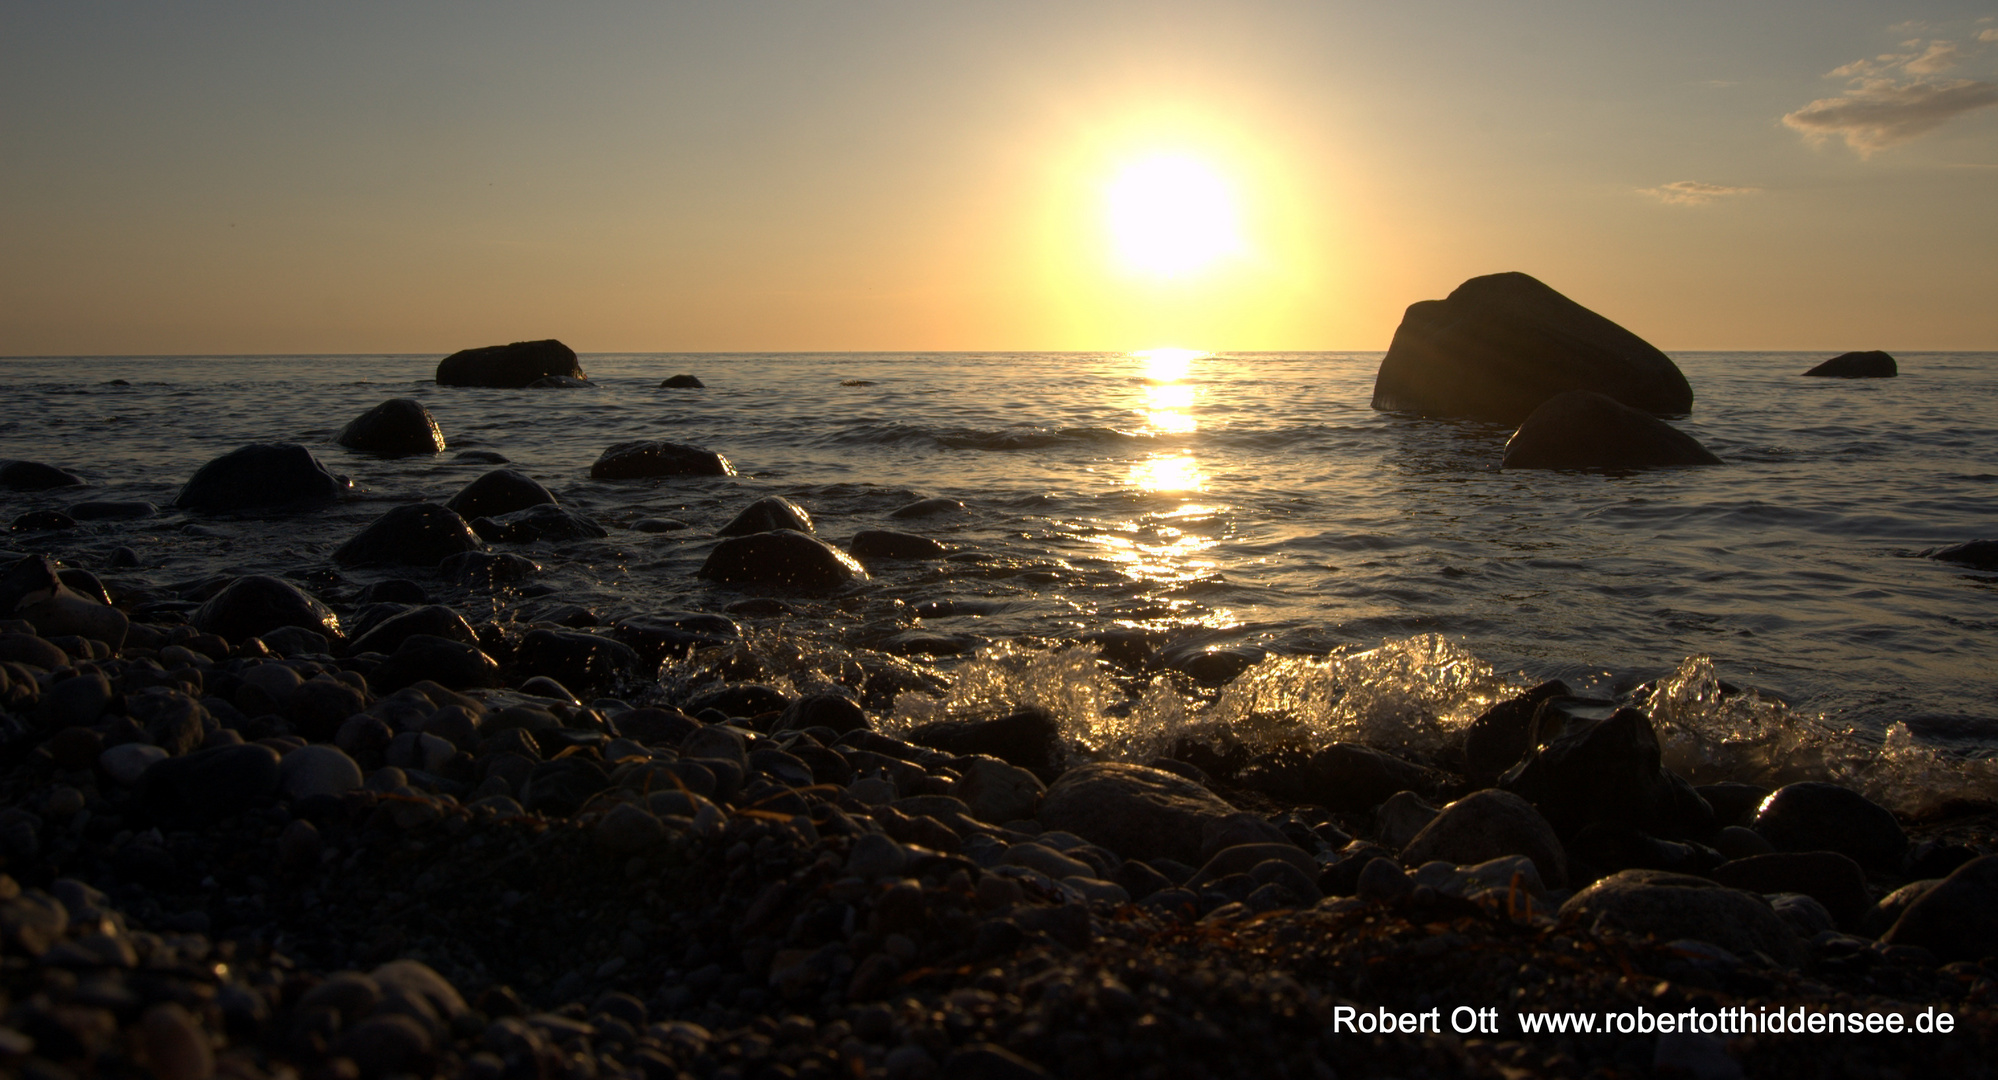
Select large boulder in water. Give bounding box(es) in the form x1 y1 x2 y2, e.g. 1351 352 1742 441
1803 350 1896 378
0 460 85 491
699 530 867 591
334 504 481 567
435 339 584 388
718 495 813 536
174 443 347 512
192 575 343 645
337 398 445 455
446 469 557 521
589 440 735 479
1371 272 1694 423
1038 762 1238 865
1502 390 1721 470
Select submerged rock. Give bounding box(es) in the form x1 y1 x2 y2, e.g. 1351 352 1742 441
0 460 85 491
660 374 705 388
435 339 584 388
589 440 734 479
337 398 445 455
445 469 557 521
889 497 966 519
850 530 948 561
334 504 482 567
472 503 607 543
1924 539 1998 571
349 605 480 655
1502 390 1721 470
1803 350 1896 378
909 707 1063 777
513 629 646 696
1037 762 1237 866
1237 742 1441 812
192 575 342 645
718 495 814 537
173 443 347 512
1371 271 1695 423
698 530 867 591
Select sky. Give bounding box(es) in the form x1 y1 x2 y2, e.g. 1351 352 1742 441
2 1 1995 355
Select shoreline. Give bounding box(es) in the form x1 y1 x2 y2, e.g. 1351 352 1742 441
1 561 1994 1077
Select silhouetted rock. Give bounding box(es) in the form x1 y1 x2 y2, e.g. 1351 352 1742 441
849 529 948 562
1237 743 1440 811
1566 824 1723 880
192 575 342 645
660 374 705 388
334 504 481 567
370 634 503 692
434 339 584 388
589 440 734 479
776 693 871 736
609 611 738 664
1038 762 1238 866
445 469 557 521
10 510 75 532
908 706 1062 777
1879 855 1998 962
682 682 792 720
1559 869 1806 967
718 496 813 537
1924 539 1998 570
1500 706 1714 840
699 530 867 591
173 443 347 512
513 629 646 696
472 504 607 543
1502 391 1721 470
140 743 283 826
337 398 445 455
0 460 85 491
1462 679 1569 786
1372 272 1694 423
1711 851 1871 931
349 605 480 656
1695 782 1772 829
1803 350 1896 378
1749 781 1906 874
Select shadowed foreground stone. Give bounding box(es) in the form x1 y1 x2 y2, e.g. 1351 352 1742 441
698 530 867 591
1037 762 1237 866
1749 781 1907 874
1802 350 1896 378
1880 855 1998 962
435 339 583 388
1402 788 1568 889
1500 706 1713 841
1559 869 1807 966
337 398 445 455
718 495 814 536
1502 390 1721 470
1371 271 1694 423
174 443 347 512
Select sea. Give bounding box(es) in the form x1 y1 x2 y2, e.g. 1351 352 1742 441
3 351 1994 810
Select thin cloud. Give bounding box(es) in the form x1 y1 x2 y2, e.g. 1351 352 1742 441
1785 36 1998 156
1639 180 1760 206
1981 29 1998 43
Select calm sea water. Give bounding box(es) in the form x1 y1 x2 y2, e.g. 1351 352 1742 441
2 351 1994 774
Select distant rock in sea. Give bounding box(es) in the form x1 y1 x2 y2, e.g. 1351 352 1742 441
660 374 705 388
0 460 86 491
434 339 585 388
1923 539 1998 570
1502 390 1722 470
1803 350 1897 378
1371 271 1694 423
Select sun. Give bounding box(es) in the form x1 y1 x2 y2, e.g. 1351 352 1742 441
1105 154 1244 278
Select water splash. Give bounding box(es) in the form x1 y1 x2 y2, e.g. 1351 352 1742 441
1646 655 1998 813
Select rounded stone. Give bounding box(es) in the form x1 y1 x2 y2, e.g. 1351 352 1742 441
280 744 365 800
338 398 446 455
1750 782 1906 874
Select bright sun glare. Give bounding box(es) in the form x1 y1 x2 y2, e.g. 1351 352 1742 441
1106 155 1243 278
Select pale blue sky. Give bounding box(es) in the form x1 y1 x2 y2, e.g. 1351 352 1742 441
4 1 1994 352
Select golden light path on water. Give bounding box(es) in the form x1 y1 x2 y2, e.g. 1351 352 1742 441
1077 349 1239 630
